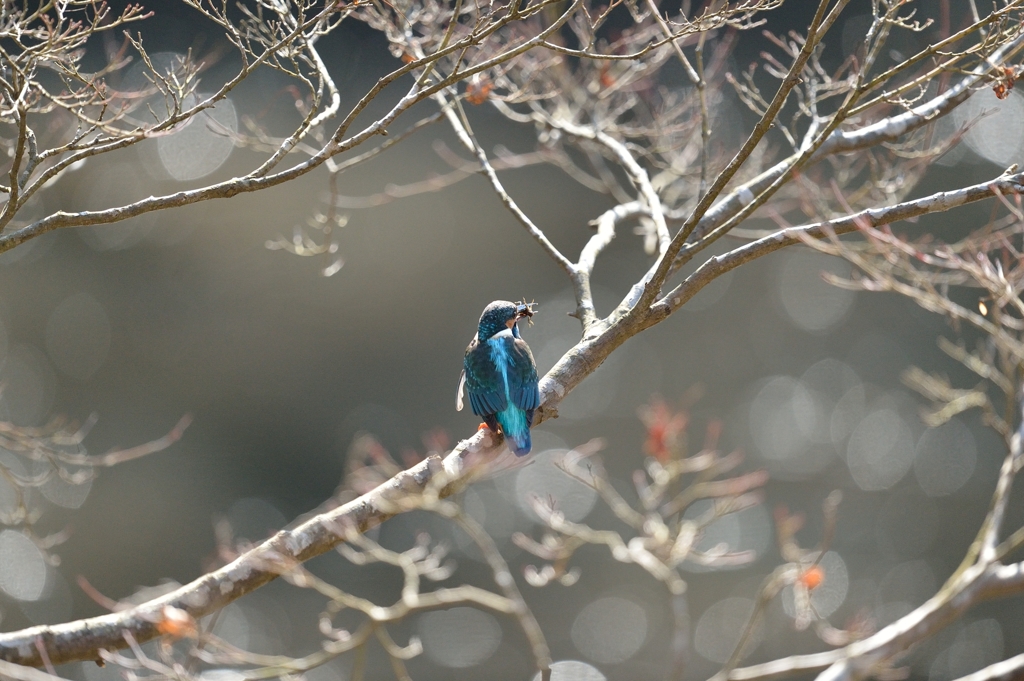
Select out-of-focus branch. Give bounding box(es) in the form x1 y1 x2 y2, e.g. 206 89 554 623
0 660 66 681
951 652 1024 681
723 126 1024 681
644 0 711 196
518 413 766 601
0 279 647 666
724 543 1024 681
0 415 192 564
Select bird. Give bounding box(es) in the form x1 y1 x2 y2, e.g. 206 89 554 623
457 300 540 456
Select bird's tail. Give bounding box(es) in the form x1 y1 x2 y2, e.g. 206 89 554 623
498 407 532 456
504 429 532 456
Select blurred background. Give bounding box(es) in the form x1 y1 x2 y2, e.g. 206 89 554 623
1 1 1023 679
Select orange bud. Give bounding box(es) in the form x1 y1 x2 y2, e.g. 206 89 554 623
466 82 493 105
156 606 197 638
798 566 825 590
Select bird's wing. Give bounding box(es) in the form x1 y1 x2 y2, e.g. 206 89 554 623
463 338 508 416
456 370 466 411
507 337 541 411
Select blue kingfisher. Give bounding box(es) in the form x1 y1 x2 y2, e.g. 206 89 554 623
457 300 540 455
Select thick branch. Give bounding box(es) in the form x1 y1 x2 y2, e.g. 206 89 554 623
0 296 638 667
6 170 1018 670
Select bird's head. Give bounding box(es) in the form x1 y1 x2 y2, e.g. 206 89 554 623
477 300 534 340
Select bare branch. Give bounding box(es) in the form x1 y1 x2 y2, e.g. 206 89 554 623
652 171 1024 318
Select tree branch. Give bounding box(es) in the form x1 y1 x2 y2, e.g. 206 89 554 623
951 653 1024 681
0 282 643 666
677 27 1024 264
651 171 1024 318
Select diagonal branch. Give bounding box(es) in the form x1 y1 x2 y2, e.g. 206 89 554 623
951 652 1024 681
1 147 1021 681
440 94 575 274
541 117 670 255
623 0 849 316
0 278 643 667
650 171 1024 319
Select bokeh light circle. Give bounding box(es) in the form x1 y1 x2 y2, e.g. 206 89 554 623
41 470 93 509
418 607 502 668
157 94 237 181
45 292 111 381
954 89 1024 166
684 270 733 312
75 163 157 250
915 419 976 497
778 251 854 333
694 597 760 664
750 376 817 459
214 603 253 650
227 497 287 543
464 486 517 541
570 597 648 664
947 619 1004 679
800 359 862 444
532 660 606 681
749 376 834 478
876 560 936 628
830 384 867 447
514 449 597 522
930 619 1005 681
17 566 73 625
782 551 849 619
0 345 55 425
681 500 771 572
458 485 522 560
846 409 914 490
211 598 288 654
0 530 47 601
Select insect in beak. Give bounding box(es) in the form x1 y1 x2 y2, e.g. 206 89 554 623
515 300 537 325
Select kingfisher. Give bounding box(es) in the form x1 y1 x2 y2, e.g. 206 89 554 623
457 300 540 456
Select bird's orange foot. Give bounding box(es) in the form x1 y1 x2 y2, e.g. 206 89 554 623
478 422 491 432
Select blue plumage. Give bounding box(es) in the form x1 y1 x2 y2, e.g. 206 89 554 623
457 300 540 456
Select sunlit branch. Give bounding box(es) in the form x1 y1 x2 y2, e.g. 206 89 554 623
542 116 670 255
678 25 1024 268
951 651 1024 681
652 170 1024 318
622 0 847 317
643 0 711 197
441 95 575 274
